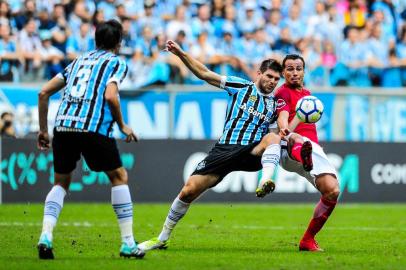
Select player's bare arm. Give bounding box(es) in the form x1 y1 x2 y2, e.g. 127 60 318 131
277 110 290 136
37 76 66 150
105 82 138 143
166 40 222 87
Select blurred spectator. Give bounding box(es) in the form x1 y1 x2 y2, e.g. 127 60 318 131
297 38 324 86
0 23 20 81
0 112 16 138
126 25 160 88
370 7 396 47
216 4 239 38
50 4 70 53
14 0 36 30
283 4 306 42
96 0 116 21
137 0 164 36
38 9 55 31
190 31 220 66
217 30 242 75
191 4 214 38
66 20 94 60
333 27 370 86
321 40 337 70
237 1 265 34
211 0 224 20
273 27 297 56
319 4 344 49
120 17 136 59
92 9 105 28
343 0 367 28
0 1 16 30
265 8 282 45
69 0 92 32
306 1 329 40
18 17 43 81
166 5 192 41
366 23 390 85
39 30 64 79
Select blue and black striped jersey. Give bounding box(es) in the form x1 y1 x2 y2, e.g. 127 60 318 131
55 50 128 137
218 76 278 145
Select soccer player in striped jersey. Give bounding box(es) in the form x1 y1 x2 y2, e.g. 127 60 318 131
138 40 283 251
275 54 340 251
36 20 144 259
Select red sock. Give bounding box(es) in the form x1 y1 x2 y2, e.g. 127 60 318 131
303 197 337 240
291 143 303 163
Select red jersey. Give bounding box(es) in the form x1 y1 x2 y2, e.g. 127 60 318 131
275 83 318 143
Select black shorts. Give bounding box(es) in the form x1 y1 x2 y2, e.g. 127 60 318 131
191 142 262 180
52 130 122 174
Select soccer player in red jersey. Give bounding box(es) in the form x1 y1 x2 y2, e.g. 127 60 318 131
275 54 340 252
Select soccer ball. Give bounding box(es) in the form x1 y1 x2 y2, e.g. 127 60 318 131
295 96 324 123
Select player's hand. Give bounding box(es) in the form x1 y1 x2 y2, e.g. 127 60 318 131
37 131 50 151
165 40 183 56
121 125 138 143
279 128 290 138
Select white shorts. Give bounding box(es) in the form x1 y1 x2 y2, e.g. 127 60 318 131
280 136 337 188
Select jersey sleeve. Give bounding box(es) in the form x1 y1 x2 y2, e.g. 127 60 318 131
219 76 251 95
56 59 76 83
275 88 291 115
107 58 128 89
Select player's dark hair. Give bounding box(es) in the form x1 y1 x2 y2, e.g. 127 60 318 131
282 54 305 69
95 19 123 50
259 59 282 74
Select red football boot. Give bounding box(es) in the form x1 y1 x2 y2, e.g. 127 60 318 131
300 141 313 172
299 238 324 252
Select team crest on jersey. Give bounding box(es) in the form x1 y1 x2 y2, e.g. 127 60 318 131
248 95 257 102
196 160 206 170
276 99 286 109
265 99 275 112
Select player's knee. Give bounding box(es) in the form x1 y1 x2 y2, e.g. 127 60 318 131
262 133 280 146
324 187 340 201
179 183 198 202
107 167 128 185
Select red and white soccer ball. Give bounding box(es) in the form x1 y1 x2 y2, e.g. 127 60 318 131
295 96 324 123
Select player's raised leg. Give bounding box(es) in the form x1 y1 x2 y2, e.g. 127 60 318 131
299 174 340 251
287 133 313 172
139 174 219 251
38 173 70 259
106 167 145 258
251 133 281 198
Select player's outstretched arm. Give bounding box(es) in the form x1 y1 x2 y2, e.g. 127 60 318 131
288 114 301 131
277 111 290 136
165 40 222 88
105 82 138 142
38 76 66 150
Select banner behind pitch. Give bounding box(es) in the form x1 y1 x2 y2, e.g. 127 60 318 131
1 139 406 203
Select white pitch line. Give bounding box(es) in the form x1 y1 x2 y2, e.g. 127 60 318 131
0 222 405 232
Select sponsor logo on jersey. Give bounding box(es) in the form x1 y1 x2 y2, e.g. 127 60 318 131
239 103 271 122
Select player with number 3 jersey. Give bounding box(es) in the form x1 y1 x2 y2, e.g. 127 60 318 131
36 20 144 260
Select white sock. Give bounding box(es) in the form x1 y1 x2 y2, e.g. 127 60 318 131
158 197 190 242
41 185 67 241
259 144 281 186
112 185 135 247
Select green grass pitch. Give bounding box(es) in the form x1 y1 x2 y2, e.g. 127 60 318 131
0 203 405 270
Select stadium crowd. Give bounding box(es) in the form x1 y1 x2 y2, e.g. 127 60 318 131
0 0 405 87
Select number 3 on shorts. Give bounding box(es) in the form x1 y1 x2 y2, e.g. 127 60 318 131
70 68 91 98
